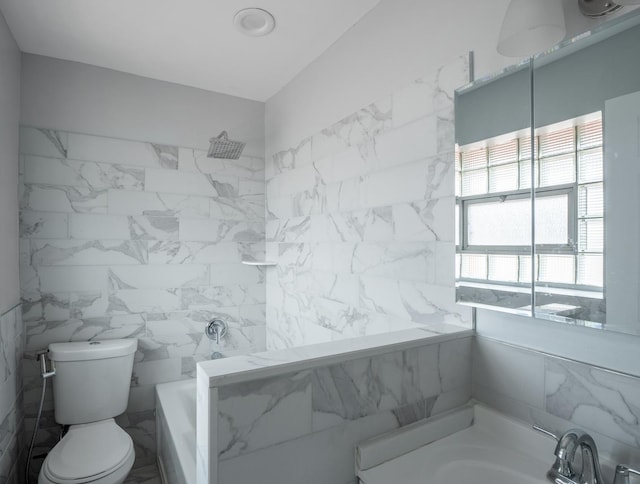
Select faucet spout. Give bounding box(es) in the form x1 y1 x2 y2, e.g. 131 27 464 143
546 430 606 484
576 433 606 484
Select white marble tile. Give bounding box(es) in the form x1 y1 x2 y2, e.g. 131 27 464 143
69 214 179 241
327 207 393 242
21 184 108 213
218 371 312 459
20 211 68 239
392 197 454 242
473 338 545 409
239 180 264 196
68 213 129 239
267 216 311 243
69 291 110 319
147 241 240 265
179 219 262 243
21 292 70 323
218 410 397 484
181 284 265 309
311 99 393 161
67 132 178 169
210 195 264 222
178 147 264 180
268 137 312 179
109 264 208 290
108 289 182 314
128 216 180 241
373 116 439 169
391 55 468 127
210 263 263 285
31 239 147 266
108 190 210 218
38 266 109 292
146 168 238 198
545 358 640 448
24 155 144 191
351 242 434 282
239 304 266 326
361 160 429 208
359 277 469 327
20 127 68 159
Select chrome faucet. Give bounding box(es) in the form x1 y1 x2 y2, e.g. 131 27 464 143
547 429 606 484
541 427 640 484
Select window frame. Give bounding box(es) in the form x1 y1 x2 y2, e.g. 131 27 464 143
455 115 603 292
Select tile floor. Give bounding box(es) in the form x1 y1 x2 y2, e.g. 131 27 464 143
125 464 162 484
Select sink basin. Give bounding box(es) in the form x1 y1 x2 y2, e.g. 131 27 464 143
357 405 555 484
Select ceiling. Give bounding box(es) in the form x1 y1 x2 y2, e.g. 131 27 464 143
0 0 382 101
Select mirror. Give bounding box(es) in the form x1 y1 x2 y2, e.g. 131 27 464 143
455 10 640 335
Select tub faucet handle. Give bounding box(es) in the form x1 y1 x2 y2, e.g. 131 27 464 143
206 319 227 344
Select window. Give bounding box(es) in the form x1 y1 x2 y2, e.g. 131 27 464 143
455 115 603 290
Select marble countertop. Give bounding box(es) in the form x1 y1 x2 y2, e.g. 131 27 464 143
197 324 473 388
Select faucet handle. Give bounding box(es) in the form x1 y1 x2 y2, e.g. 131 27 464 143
533 425 559 441
614 465 640 484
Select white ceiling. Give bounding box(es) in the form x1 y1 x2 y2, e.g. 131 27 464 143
0 0 382 101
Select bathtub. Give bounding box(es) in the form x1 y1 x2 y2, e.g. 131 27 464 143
156 379 197 484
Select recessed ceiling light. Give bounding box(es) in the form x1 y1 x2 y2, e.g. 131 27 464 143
234 8 276 37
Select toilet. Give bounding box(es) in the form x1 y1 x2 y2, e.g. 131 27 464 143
38 339 137 484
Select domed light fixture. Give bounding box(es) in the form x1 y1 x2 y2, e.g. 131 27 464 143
497 0 566 57
234 8 276 37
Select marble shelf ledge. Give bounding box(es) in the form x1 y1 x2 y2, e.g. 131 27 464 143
241 260 277 266
197 324 473 388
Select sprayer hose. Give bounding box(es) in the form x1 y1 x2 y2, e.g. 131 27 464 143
25 374 47 484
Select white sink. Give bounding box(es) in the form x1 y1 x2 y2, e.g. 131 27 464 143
357 405 555 484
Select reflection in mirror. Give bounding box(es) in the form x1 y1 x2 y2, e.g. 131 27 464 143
533 11 640 332
455 9 640 335
454 64 532 316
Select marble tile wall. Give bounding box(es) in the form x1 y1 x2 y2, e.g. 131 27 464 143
0 305 24 484
18 127 266 470
216 336 472 484
264 55 473 349
473 337 640 468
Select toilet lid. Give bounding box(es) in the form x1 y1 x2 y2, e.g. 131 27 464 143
44 419 133 483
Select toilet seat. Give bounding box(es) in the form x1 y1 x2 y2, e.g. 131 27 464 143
41 419 134 484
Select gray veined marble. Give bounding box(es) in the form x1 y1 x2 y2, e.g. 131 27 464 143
218 371 313 459
19 211 69 239
269 137 312 178
37 128 68 158
327 207 393 243
31 240 148 266
545 358 640 448
21 292 70 323
128 216 179 241
312 99 393 161
150 144 179 170
210 194 265 222
24 156 145 191
21 183 108 213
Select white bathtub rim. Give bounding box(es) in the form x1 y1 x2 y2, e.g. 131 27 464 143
156 379 197 484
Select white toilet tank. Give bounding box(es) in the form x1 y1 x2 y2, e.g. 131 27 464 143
48 339 137 425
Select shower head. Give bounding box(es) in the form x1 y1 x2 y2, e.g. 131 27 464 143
207 131 246 160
